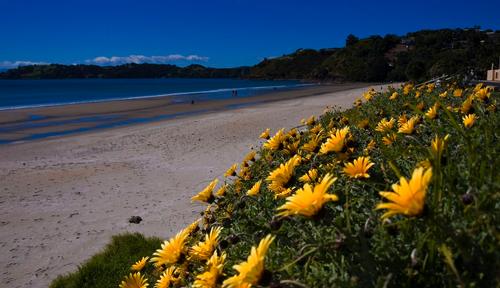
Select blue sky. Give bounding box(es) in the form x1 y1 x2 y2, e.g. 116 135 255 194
1 0 499 68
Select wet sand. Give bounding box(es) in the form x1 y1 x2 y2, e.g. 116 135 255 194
0 83 387 287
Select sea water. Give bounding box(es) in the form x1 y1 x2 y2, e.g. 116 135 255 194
0 78 309 110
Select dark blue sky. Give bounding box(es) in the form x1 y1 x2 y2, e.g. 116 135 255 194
1 0 499 68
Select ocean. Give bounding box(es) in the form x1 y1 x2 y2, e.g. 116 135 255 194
0 78 309 110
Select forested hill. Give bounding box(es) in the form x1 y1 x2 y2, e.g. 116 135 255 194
249 28 500 82
0 64 251 80
1 28 499 81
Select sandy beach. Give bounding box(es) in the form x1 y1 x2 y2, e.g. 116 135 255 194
0 83 387 287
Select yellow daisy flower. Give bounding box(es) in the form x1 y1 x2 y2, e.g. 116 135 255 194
243 151 256 162
131 256 149 271
382 133 397 146
415 91 421 99
389 92 398 100
301 134 322 153
474 87 491 101
259 128 270 140
462 114 477 128
376 167 432 220
431 134 450 157
193 252 226 288
190 227 222 261
224 164 238 178
299 168 318 183
119 272 148 288
222 235 275 288
277 174 338 217
461 97 473 114
398 116 419 134
263 129 286 150
155 267 178 288
319 127 349 154
375 118 395 133
403 83 413 95
151 229 189 267
215 184 227 197
425 105 438 120
266 155 301 196
343 156 375 179
247 180 262 196
453 88 463 97
192 179 219 203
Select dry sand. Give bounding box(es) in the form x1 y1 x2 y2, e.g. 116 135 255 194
0 84 388 287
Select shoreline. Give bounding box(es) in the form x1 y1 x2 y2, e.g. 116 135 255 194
0 83 388 287
0 83 372 144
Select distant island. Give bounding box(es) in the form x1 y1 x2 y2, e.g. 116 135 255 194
1 28 499 82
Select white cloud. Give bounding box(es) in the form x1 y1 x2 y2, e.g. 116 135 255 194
85 54 209 65
0 60 48 69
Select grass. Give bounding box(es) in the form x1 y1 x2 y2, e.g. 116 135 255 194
52 80 499 287
50 233 161 288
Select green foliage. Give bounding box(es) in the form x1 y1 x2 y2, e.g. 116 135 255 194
51 81 499 287
208 81 499 287
50 233 161 288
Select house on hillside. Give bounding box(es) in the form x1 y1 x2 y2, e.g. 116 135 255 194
487 69 500 81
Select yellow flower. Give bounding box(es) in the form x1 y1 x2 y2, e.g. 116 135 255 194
301 134 322 153
389 92 399 100
397 114 408 127
319 127 349 154
473 83 483 92
263 129 286 150
382 133 397 146
224 164 238 178
416 102 425 111
266 155 301 196
453 89 463 97
259 128 270 139
155 267 178 288
151 229 189 267
427 83 435 93
215 184 227 197
354 98 363 107
439 91 448 98
415 91 421 99
310 124 322 135
403 83 413 95
357 119 370 129
343 156 375 179
363 88 376 101
193 252 226 288
222 235 275 288
243 151 256 162
474 87 491 101
131 256 149 271
192 179 219 203
186 218 201 235
376 167 432 220
119 272 148 288
284 140 300 156
364 139 376 153
375 118 395 133
190 227 222 261
298 168 318 183
431 134 450 157
461 97 473 114
462 114 477 128
398 116 419 134
425 105 438 120
277 174 338 217
305 115 316 126
247 180 262 196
